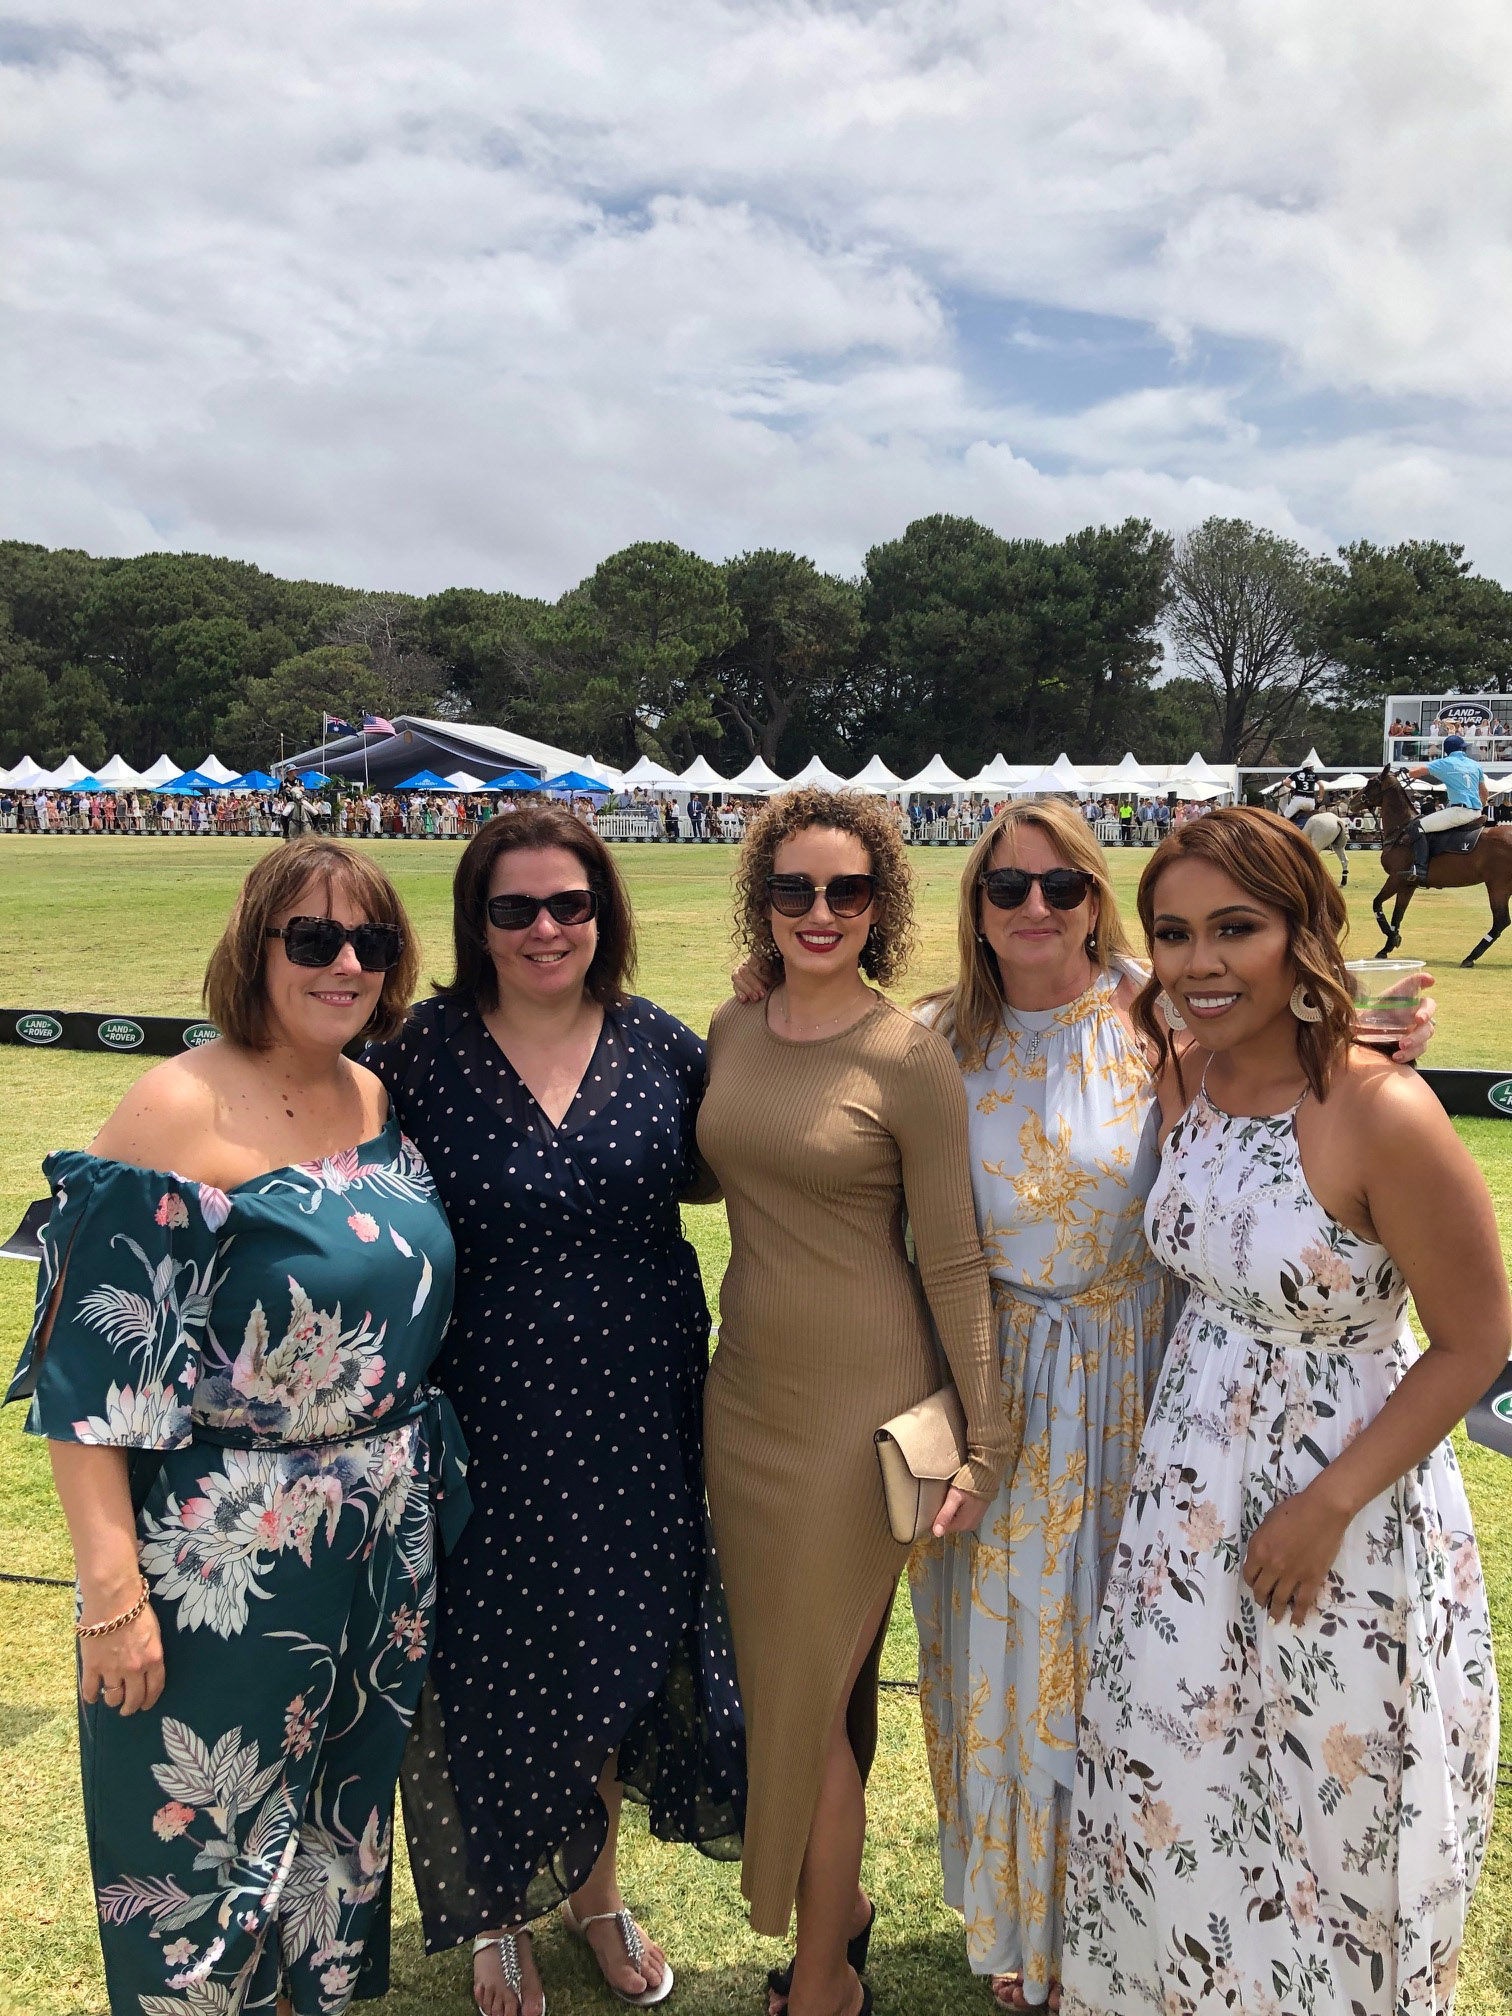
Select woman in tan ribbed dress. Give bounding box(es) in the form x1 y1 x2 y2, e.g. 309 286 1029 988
699 788 1008 2016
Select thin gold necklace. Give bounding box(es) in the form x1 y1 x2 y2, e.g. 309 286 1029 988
773 984 871 1037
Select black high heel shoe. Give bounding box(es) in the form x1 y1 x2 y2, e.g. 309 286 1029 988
765 1900 876 2005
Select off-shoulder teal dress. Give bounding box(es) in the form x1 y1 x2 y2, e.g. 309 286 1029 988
5 1119 468 2016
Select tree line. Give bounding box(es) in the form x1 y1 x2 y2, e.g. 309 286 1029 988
2 517 1510 775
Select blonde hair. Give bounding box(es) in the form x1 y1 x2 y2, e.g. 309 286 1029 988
919 800 1135 1070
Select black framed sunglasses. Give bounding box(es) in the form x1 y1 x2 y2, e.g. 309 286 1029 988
486 889 600 932
765 873 877 919
980 867 1095 911
266 917 405 971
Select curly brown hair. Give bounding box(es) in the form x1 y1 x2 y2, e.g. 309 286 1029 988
732 786 917 987
1133 806 1357 1102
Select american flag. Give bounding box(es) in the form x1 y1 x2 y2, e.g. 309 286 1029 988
363 713 396 734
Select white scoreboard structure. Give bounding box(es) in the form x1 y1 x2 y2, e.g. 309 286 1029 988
1384 695 1512 770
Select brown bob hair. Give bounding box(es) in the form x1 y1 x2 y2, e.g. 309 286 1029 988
918 799 1137 1070
1133 805 1357 1102
203 838 419 1050
732 785 917 988
440 805 638 1011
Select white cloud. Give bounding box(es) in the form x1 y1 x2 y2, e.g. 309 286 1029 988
2 0 1511 594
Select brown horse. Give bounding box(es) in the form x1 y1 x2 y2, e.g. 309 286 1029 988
1351 767 1512 964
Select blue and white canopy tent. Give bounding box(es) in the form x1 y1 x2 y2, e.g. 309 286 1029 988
482 770 545 792
544 770 612 794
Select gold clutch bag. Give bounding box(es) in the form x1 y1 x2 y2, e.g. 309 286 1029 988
874 1383 968 1544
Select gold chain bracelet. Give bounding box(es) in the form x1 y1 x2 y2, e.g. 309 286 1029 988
75 1576 151 1640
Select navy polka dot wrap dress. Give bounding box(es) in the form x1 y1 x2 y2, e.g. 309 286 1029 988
365 994 745 1946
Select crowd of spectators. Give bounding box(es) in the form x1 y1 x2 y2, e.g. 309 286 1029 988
0 781 1232 845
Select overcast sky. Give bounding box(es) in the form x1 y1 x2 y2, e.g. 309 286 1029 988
4 1 1511 599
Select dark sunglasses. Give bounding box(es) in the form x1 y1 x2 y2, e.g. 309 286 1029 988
980 867 1095 911
266 917 405 971
766 873 877 919
486 889 600 932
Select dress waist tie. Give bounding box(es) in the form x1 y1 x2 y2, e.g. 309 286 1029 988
134 1386 474 1551
988 1258 1157 1792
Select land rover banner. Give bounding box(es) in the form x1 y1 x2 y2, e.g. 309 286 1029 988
0 1008 220 1056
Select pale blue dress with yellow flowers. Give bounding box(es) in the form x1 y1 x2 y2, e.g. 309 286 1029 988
910 966 1173 2000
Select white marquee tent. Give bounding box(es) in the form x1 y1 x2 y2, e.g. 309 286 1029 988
905 753 969 795
849 754 906 793
96 754 146 788
677 754 733 791
728 754 786 792
785 754 851 790
623 754 680 788
138 755 185 787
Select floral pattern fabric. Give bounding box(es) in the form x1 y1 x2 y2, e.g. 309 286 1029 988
1061 1080 1498 2016
6 1123 462 2016
909 969 1172 1996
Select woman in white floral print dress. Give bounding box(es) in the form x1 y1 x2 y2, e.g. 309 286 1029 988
5 841 468 2016
1062 808 1505 2016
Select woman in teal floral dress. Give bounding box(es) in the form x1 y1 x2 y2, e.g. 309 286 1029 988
6 840 468 2016
1062 810 1504 2016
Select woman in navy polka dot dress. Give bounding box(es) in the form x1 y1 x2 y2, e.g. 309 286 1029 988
365 808 744 2016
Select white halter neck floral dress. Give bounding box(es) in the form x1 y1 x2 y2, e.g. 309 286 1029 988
1062 1070 1497 2016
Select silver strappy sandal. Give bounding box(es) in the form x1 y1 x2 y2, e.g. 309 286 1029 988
472 1930 545 2016
559 1899 673 2007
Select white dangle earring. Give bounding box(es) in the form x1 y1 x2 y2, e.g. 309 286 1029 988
1156 989 1187 1030
1290 983 1323 1023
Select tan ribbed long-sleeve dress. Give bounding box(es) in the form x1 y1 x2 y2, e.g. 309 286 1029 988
698 994 1008 1937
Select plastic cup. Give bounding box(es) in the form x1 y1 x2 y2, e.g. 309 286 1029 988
1345 958 1427 1048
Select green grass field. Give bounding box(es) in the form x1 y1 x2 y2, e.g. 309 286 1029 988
0 837 1508 2016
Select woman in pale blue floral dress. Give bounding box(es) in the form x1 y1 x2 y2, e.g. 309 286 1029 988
1062 808 1503 2016
6 840 467 2016
909 801 1175 2011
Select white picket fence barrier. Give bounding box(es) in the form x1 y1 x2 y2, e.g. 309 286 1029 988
595 810 663 842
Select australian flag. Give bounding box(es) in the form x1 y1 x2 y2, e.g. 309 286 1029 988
323 713 358 736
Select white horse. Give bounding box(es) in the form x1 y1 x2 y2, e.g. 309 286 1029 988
1301 809 1349 885
1274 783 1350 884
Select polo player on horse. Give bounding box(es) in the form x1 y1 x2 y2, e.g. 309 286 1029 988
1402 733 1489 885
1277 766 1324 828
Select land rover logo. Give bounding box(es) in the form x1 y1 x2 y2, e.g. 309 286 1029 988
1487 1077 1512 1116
15 1012 61 1045
97 1018 144 1051
1494 1392 1512 1426
181 1022 220 1049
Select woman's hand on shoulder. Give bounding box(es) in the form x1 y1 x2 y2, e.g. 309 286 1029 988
730 954 774 1004
88 1055 217 1173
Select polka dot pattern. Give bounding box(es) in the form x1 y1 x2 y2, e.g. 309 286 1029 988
365 994 745 1945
